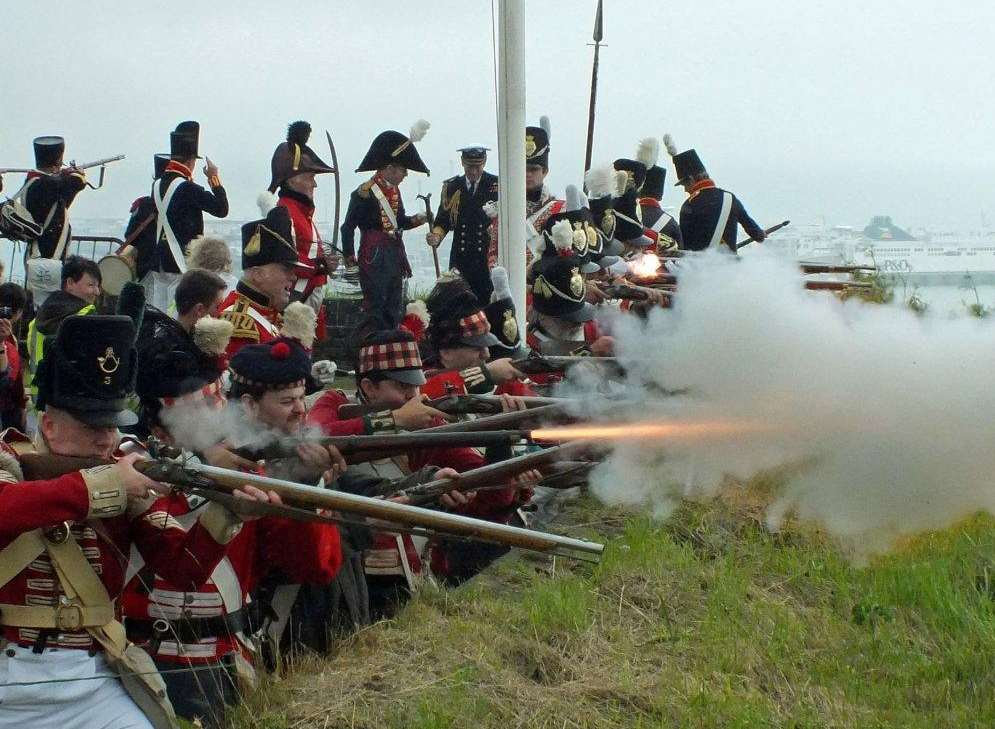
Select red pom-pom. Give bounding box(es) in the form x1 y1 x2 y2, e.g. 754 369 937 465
271 341 291 360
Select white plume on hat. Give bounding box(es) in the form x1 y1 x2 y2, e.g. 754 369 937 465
409 119 431 142
565 184 583 212
663 134 678 157
193 316 234 357
280 301 317 350
490 266 511 303
584 164 615 199
257 191 279 216
405 300 429 327
637 137 660 168
614 170 630 197
539 115 551 138
551 219 574 253
186 236 232 273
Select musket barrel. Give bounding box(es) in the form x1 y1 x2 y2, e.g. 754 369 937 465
419 403 569 434
185 461 604 562
255 429 535 460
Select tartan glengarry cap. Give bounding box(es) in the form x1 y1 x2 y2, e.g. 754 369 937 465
358 340 426 386
456 310 499 348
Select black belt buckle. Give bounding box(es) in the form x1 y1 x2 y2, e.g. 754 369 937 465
44 521 71 545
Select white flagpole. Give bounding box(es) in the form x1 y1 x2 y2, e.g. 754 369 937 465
496 0 527 330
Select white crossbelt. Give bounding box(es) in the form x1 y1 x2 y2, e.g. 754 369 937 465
152 177 188 273
708 192 734 249
370 183 399 231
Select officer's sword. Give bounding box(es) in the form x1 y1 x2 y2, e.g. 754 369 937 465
325 130 342 252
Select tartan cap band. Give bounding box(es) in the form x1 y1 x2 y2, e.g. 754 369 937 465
359 340 423 375
458 311 491 340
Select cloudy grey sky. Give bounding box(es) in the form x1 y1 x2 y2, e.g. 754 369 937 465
2 0 993 230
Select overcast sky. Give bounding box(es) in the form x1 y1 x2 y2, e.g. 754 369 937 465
2 0 993 231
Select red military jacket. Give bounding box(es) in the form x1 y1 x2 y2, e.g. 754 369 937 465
121 489 341 664
0 437 238 651
218 280 281 357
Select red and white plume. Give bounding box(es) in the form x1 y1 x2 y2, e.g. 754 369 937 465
401 300 429 342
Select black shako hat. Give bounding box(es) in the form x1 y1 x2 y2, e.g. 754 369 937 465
170 120 202 160
613 159 648 190
230 337 312 392
153 153 170 179
612 187 648 244
268 120 336 193
35 315 139 427
483 267 521 358
672 148 706 185
241 205 313 272
529 254 595 324
641 165 667 199
525 116 550 169
356 121 430 174
33 136 65 168
425 272 500 349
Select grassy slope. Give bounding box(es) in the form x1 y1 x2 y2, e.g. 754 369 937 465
231 481 995 729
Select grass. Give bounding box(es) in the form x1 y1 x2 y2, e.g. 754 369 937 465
229 475 995 729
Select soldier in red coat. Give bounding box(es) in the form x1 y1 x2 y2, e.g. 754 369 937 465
219 203 313 356
265 120 338 344
0 314 278 729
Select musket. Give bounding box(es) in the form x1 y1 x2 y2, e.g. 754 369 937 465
17 453 604 563
804 280 874 292
0 155 125 175
583 0 604 179
799 263 877 275
236 429 536 462
417 192 441 278
325 131 342 252
602 283 650 301
395 441 597 506
628 272 678 286
418 403 572 434
337 393 573 420
512 353 625 377
736 220 791 250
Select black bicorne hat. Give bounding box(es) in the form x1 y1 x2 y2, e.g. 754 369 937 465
153 153 170 179
356 126 430 175
613 159 648 190
525 119 550 169
268 120 336 193
230 337 312 392
241 205 313 272
672 149 706 185
35 315 139 427
641 165 666 199
33 136 65 169
170 120 201 160
530 254 595 323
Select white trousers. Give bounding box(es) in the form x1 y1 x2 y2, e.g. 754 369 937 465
0 644 153 729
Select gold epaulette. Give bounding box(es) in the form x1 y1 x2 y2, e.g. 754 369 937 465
357 180 374 199
219 299 261 342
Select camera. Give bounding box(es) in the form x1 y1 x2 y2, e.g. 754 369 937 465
0 306 13 320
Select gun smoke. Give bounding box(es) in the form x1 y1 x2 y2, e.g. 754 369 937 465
583 249 995 556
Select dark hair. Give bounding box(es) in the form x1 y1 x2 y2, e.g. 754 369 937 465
61 255 101 289
424 275 480 351
354 329 416 390
0 283 27 314
175 269 227 316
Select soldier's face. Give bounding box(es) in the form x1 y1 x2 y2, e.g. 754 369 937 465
41 408 118 458
65 273 101 305
244 386 307 434
286 172 317 198
525 165 546 192
439 345 488 370
462 161 484 182
382 164 408 186
360 377 419 409
255 263 296 310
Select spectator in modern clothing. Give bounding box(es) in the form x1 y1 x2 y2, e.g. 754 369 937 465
0 282 28 429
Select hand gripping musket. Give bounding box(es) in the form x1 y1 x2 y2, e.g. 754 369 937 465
394 441 599 506
17 453 605 563
337 393 575 420
628 272 678 286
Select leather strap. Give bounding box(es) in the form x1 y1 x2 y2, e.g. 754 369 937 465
152 177 188 273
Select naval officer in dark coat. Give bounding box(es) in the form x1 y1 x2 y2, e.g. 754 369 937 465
427 145 498 302
667 136 765 252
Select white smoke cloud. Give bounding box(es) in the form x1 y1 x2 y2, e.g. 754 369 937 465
588 249 995 555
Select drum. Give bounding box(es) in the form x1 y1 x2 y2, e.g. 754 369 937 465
98 254 136 296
